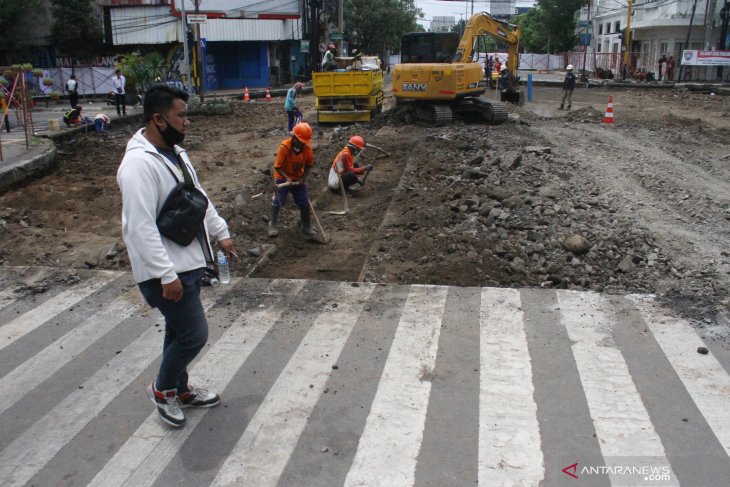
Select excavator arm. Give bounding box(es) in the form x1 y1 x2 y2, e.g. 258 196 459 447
453 12 521 75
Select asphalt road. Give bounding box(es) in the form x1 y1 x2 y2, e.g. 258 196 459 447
0 267 728 486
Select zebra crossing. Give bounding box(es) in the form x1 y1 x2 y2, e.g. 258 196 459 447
0 266 729 486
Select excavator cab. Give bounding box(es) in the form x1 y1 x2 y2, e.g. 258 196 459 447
400 32 460 64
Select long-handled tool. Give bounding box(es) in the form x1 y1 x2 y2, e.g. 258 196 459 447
308 199 330 244
365 142 391 158
329 174 349 215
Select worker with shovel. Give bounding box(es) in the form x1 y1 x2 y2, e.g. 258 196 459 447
268 122 323 242
327 135 372 194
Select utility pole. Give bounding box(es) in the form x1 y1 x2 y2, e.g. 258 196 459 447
622 0 633 69
194 0 204 101
180 1 191 94
704 0 718 49
718 2 729 79
678 0 700 82
582 0 592 81
337 0 344 55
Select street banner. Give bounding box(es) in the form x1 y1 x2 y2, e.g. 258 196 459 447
680 50 730 66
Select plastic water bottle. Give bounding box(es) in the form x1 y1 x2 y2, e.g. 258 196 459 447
217 250 230 284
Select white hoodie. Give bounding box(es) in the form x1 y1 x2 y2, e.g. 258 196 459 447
117 128 230 284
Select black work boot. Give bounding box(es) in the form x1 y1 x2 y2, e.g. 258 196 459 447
299 206 317 238
268 206 280 237
558 104 564 110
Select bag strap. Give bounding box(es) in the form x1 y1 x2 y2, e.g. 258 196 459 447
155 152 214 265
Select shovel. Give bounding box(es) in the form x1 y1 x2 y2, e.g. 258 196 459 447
329 174 349 216
307 199 330 244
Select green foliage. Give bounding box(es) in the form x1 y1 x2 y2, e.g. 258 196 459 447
118 51 171 90
50 0 102 60
0 0 44 61
539 0 583 52
515 9 549 53
344 0 423 56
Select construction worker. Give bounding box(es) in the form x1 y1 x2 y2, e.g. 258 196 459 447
322 43 337 71
284 82 303 133
268 122 316 238
559 64 577 110
498 65 509 91
327 135 372 194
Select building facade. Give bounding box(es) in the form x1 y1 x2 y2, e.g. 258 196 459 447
591 0 728 80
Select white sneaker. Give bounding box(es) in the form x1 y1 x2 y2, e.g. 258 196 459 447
146 382 185 427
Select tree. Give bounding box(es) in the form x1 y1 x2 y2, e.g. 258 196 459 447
50 0 102 61
515 0 583 53
344 0 423 57
515 8 550 53
0 0 45 64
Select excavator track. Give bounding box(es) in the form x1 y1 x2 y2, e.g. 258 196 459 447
452 98 509 125
408 103 453 125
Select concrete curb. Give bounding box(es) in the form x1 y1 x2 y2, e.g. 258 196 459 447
36 113 143 143
0 138 56 195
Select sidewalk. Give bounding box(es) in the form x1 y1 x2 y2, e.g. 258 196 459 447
0 100 141 194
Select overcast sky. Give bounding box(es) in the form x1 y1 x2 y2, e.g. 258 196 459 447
415 0 534 27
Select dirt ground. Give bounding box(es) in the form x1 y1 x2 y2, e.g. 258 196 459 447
1 82 729 334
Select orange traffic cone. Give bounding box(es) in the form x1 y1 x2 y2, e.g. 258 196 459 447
603 96 614 124
244 86 250 101
265 88 272 102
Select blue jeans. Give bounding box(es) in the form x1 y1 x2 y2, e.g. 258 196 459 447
138 268 207 392
286 109 303 132
273 178 309 209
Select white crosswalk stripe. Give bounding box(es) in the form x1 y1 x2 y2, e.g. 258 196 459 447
0 287 145 416
0 280 236 487
0 269 728 487
557 290 679 486
628 294 730 458
479 288 544 485
344 285 447 487
0 270 121 351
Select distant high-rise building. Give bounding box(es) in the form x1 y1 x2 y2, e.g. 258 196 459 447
488 0 516 19
430 16 456 32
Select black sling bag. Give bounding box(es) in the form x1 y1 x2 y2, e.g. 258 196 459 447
156 153 209 247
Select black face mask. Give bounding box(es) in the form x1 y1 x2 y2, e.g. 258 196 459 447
156 116 185 147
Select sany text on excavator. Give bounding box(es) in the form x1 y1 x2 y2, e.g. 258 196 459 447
392 12 522 125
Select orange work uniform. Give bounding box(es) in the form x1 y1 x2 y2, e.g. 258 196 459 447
273 138 314 181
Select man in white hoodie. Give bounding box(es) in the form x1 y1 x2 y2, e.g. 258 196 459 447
117 84 236 427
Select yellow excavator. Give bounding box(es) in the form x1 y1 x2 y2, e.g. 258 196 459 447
392 12 522 125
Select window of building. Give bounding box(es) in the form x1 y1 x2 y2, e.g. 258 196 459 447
598 24 603 35
606 23 611 34
659 42 668 54
614 21 620 32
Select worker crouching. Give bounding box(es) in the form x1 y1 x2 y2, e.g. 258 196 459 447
327 135 372 194
268 122 316 238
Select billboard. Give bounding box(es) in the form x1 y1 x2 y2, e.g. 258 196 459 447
172 0 301 19
681 50 730 66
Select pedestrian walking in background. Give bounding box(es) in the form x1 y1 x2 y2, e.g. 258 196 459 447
268 122 316 238
285 82 304 134
666 55 675 81
66 74 79 108
117 84 237 428
657 54 667 81
112 69 126 116
328 135 371 194
494 57 502 75
559 65 577 110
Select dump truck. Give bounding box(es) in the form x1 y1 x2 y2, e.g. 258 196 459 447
312 56 384 123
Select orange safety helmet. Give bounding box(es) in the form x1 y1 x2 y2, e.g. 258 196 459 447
292 122 313 145
347 135 365 151
294 82 303 91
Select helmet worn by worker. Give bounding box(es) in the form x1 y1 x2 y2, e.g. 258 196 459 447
328 43 336 50
500 65 507 71
347 135 365 152
294 82 303 91
292 122 313 145
567 64 574 70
